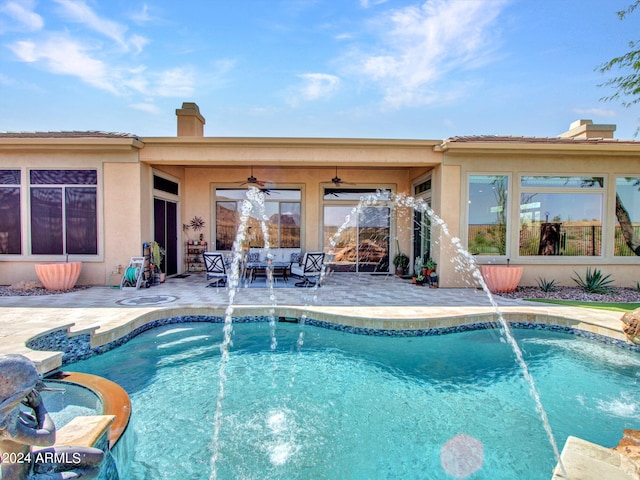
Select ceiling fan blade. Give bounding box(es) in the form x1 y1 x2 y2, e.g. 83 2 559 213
330 166 355 186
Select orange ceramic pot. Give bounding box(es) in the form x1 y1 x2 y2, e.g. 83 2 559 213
480 265 523 294
35 262 82 290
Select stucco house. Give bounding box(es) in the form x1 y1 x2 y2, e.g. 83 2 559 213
1 102 639 288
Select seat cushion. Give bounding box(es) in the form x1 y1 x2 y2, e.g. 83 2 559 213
290 264 304 277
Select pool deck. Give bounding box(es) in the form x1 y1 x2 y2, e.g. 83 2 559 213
0 272 637 480
0 272 630 372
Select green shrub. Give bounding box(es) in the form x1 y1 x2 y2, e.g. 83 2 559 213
537 277 557 292
571 268 614 294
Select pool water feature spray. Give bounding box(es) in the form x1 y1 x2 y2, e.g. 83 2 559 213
390 192 566 477
210 188 565 479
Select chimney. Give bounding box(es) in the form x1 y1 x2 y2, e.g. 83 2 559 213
558 119 616 139
176 102 205 137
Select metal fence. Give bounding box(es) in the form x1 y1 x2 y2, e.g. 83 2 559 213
469 224 640 256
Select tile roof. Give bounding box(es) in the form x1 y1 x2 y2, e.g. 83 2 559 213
0 131 139 139
445 135 638 145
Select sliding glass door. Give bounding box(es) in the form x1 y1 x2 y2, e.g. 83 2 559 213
323 189 391 273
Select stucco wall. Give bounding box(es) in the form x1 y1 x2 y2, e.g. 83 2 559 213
443 148 640 288
103 162 144 287
180 165 413 259
0 140 141 287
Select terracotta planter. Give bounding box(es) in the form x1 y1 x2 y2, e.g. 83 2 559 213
480 265 523 294
34 262 82 291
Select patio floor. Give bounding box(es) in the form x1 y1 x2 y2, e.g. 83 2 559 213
0 271 628 373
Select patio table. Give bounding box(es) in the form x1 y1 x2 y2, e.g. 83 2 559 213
245 261 290 283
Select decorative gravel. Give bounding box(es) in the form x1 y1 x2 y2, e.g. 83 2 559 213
0 286 91 297
497 286 640 303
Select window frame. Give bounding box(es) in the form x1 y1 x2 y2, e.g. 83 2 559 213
0 170 22 255
27 168 101 259
613 176 640 257
321 184 395 273
517 175 605 258
465 173 512 260
213 187 302 251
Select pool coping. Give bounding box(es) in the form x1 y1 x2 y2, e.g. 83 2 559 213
17 304 635 372
48 371 131 448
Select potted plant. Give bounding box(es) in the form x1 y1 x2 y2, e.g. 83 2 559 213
429 271 438 288
414 257 423 276
480 259 522 293
151 241 166 283
423 257 436 276
393 252 409 276
415 273 426 285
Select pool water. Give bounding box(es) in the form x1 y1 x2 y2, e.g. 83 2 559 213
67 322 640 480
40 380 102 429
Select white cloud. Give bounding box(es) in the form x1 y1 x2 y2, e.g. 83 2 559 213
360 0 390 8
0 0 44 31
129 4 152 24
129 102 161 114
3 0 229 104
335 32 354 40
152 67 195 97
572 108 617 119
53 0 148 52
129 33 149 54
287 73 341 106
349 0 508 107
8 33 198 98
9 34 119 94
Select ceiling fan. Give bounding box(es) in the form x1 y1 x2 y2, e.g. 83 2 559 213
330 166 355 186
241 166 267 187
239 167 276 194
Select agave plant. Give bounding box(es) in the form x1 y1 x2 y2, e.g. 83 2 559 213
571 268 614 294
537 277 557 292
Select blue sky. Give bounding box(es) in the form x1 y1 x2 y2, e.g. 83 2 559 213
1 0 639 139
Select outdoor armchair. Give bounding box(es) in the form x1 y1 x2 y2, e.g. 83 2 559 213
203 251 228 288
290 251 325 287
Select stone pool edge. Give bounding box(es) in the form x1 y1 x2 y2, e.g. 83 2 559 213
24 305 636 370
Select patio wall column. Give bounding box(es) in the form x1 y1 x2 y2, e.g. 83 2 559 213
435 163 463 288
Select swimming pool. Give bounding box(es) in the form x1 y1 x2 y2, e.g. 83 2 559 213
66 321 640 480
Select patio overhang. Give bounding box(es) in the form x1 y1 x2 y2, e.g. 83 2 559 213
139 136 443 167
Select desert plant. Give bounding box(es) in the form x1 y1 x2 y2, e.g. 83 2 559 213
393 253 409 268
571 268 614 294
537 277 557 292
151 241 165 272
425 257 436 271
414 257 423 276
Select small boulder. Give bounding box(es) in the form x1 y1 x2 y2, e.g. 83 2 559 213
9 280 43 290
621 309 640 345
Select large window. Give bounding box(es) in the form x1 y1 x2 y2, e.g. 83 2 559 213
519 176 603 256
615 177 640 256
215 189 301 250
323 188 391 272
468 175 508 256
30 170 98 255
0 170 21 254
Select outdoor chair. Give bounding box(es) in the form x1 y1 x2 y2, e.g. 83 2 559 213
203 252 228 288
290 252 325 287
